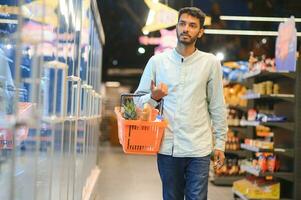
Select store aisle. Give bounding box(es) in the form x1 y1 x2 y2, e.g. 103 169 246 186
96 143 233 200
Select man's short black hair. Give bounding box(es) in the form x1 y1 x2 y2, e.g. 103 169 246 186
178 7 206 28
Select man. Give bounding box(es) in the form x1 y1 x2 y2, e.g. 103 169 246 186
135 7 227 200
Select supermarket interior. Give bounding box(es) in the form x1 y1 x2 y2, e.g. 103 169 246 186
0 0 301 200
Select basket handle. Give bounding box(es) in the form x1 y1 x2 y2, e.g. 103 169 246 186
120 93 164 115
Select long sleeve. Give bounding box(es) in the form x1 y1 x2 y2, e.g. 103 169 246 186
207 59 228 151
134 56 159 108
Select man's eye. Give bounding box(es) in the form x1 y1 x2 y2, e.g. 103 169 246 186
179 22 185 26
190 24 197 28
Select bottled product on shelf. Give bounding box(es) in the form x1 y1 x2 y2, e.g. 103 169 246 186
225 131 241 151
214 158 246 177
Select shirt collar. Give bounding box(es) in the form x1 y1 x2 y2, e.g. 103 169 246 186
171 48 199 64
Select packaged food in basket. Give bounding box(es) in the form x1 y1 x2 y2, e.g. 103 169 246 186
140 103 152 121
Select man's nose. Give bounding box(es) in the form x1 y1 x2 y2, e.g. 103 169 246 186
183 25 189 33
183 24 189 31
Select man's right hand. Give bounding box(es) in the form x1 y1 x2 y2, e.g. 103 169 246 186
151 80 168 101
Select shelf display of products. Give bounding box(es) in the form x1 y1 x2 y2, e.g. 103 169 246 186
240 153 280 174
217 63 251 186
214 158 246 177
248 52 276 73
229 51 301 199
211 157 247 186
256 125 274 137
233 177 280 200
225 131 241 151
223 61 249 84
242 139 274 150
226 132 240 151
228 108 246 127
0 0 104 199
224 84 248 107
252 81 280 95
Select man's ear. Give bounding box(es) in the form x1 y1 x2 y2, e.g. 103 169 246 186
198 28 204 38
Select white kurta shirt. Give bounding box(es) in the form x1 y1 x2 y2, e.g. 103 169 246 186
135 48 228 157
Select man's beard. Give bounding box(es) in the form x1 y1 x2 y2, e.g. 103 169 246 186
176 31 198 45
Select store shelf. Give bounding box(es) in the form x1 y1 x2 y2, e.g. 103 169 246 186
232 189 251 200
228 105 248 112
241 165 270 176
261 122 295 131
232 61 301 199
241 93 295 103
240 143 273 152
229 125 248 130
224 80 245 86
243 70 296 81
274 148 294 158
240 120 260 126
241 165 293 182
240 120 294 131
212 175 244 186
240 144 294 158
225 150 249 157
233 188 292 200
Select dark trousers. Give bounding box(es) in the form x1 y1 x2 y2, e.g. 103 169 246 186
157 154 210 200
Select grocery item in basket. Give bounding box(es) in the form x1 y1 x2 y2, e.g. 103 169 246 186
122 99 137 120
155 115 164 122
140 103 152 121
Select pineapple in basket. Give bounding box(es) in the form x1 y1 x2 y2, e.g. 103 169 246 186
122 99 138 120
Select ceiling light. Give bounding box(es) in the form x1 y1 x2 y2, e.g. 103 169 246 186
262 38 267 44
146 10 156 25
112 59 118 66
143 30 149 35
220 16 301 22
6 44 12 50
204 29 301 37
138 47 146 54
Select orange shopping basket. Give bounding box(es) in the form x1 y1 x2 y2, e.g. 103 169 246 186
115 94 167 155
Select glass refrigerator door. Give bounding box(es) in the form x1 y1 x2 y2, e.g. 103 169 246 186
0 0 103 199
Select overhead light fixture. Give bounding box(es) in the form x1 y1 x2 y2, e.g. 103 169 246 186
142 0 211 34
138 47 146 54
6 44 12 50
146 10 156 26
262 38 267 44
220 15 301 22
143 30 150 35
204 29 301 37
145 0 159 26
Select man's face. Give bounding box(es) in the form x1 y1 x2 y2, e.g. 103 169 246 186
176 13 204 45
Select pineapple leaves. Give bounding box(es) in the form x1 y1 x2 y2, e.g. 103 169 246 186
122 99 137 120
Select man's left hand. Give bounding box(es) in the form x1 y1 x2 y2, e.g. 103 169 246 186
213 149 225 169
